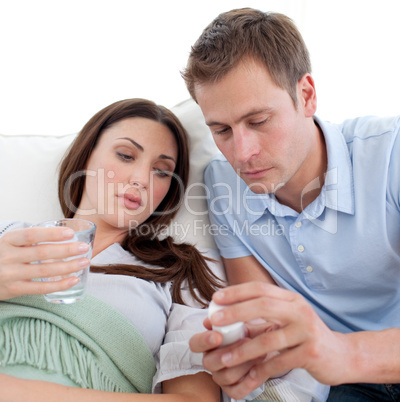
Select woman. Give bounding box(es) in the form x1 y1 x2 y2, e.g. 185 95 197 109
0 99 222 401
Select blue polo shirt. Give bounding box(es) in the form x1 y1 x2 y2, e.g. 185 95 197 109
205 115 400 334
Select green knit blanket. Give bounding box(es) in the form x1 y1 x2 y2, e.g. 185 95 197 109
0 294 156 393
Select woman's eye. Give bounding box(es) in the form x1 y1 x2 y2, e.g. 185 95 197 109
155 169 170 178
116 152 133 161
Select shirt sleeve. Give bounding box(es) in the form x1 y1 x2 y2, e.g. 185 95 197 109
151 302 209 393
152 247 227 393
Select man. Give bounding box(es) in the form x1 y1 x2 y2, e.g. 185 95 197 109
182 8 400 401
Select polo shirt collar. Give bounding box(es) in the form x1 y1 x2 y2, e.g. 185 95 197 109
245 116 355 223
317 116 355 215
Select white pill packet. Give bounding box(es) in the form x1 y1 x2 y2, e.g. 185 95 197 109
208 300 246 346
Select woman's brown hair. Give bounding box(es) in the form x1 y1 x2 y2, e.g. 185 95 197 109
58 98 223 306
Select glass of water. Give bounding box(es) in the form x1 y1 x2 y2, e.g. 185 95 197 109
35 218 96 304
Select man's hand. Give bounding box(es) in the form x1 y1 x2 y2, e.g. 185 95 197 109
189 317 269 399
190 282 353 400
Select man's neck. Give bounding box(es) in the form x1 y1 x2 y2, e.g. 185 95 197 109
275 121 327 214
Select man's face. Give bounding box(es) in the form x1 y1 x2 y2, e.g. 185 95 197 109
195 59 317 195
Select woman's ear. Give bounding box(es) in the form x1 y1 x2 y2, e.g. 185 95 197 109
297 73 317 117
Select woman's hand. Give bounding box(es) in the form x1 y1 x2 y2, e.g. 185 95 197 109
0 226 90 300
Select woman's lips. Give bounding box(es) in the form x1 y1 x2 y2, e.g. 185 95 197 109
117 194 142 210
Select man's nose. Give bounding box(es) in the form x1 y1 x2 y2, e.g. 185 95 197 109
233 128 260 164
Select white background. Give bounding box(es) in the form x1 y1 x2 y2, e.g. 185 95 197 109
0 0 399 135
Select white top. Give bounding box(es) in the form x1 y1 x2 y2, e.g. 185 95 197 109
0 221 222 393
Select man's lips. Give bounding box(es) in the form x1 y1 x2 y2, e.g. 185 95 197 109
117 194 142 210
240 167 272 179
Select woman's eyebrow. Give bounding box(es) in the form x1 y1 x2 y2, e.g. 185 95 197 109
119 137 144 152
159 154 176 163
118 137 176 163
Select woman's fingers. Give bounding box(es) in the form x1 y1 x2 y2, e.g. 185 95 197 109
27 257 90 279
18 242 90 264
5 275 81 298
1 228 89 264
3 257 89 281
3 226 75 247
0 227 90 300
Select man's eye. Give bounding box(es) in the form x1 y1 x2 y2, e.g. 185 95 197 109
250 118 268 127
214 127 230 135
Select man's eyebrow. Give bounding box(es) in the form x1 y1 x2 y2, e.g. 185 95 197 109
206 108 273 127
118 137 176 163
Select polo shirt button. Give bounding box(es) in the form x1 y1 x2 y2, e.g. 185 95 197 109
306 266 313 272
297 245 305 252
295 221 302 228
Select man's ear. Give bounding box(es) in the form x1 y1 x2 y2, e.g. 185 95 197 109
298 73 317 117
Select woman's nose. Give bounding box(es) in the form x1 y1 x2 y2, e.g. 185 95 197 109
130 180 145 190
128 167 150 190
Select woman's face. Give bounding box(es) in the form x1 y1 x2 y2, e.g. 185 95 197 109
77 117 178 239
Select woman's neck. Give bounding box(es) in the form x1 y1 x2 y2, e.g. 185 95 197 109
72 213 127 257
